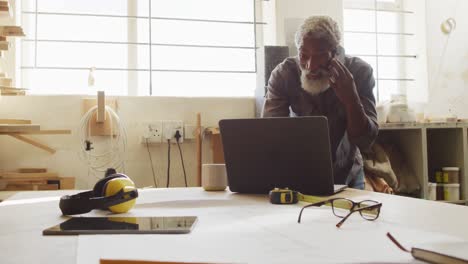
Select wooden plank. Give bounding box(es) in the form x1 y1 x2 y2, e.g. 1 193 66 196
0 119 31 124
0 77 12 86
0 176 50 188
0 41 8 50
0 172 59 179
211 133 225 164
0 26 22 31
0 26 25 37
3 184 59 191
17 168 47 173
8 134 56 154
0 124 40 133
462 128 468 201
0 129 71 135
0 86 27 91
59 177 75 189
0 91 25 96
2 179 48 185
96 91 106 123
196 113 202 186
0 9 10 18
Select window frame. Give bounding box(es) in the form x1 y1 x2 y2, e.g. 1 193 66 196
19 0 262 97
343 0 417 102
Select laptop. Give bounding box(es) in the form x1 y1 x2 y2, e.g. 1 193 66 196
219 116 347 196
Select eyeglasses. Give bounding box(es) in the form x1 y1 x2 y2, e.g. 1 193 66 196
297 198 382 228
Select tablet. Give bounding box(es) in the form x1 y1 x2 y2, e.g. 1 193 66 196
42 216 197 235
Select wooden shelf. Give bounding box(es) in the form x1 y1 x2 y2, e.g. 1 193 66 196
0 26 25 37
0 129 72 135
0 0 12 18
0 124 40 133
0 86 27 96
0 120 71 153
0 170 75 191
0 119 31 124
379 122 468 130
378 125 468 201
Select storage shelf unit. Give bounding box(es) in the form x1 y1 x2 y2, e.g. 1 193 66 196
379 123 468 200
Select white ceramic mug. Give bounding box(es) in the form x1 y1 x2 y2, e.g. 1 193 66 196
202 163 227 191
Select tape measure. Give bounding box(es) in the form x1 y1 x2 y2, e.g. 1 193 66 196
269 188 378 216
269 188 298 204
269 188 325 204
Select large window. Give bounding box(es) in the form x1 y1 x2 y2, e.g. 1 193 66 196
343 0 424 102
20 0 258 96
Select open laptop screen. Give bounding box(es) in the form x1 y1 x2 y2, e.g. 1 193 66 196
219 116 337 195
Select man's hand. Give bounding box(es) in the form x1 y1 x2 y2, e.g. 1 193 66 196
328 57 369 140
328 58 360 108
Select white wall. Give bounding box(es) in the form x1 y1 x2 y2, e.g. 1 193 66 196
0 96 255 189
403 0 429 104
425 0 468 118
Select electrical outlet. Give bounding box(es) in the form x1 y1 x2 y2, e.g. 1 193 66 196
141 121 163 144
163 120 184 143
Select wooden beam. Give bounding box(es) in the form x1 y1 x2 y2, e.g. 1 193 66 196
82 98 117 136
0 77 12 86
7 134 56 154
196 112 202 187
211 133 225 164
0 119 31 124
0 26 25 37
0 172 59 179
17 168 47 173
0 40 8 50
2 179 48 185
3 184 58 191
0 129 71 135
0 91 25 96
0 124 40 133
0 86 27 91
96 91 106 123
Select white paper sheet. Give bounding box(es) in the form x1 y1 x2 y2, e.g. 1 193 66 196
77 201 463 264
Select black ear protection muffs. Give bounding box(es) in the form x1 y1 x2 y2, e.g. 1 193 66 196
59 168 138 215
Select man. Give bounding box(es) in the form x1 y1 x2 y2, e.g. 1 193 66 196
262 16 378 189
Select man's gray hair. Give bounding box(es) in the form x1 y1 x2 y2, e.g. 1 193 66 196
295 16 341 49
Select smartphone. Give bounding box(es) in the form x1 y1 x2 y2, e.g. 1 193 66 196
42 216 197 235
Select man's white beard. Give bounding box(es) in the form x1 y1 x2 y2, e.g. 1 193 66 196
300 69 330 96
